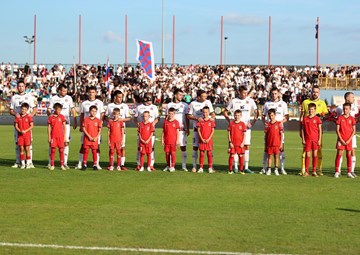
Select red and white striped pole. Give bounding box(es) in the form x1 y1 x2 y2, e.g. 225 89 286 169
268 16 271 68
33 15 37 65
79 15 82 65
172 15 175 67
220 16 223 66
125 15 128 65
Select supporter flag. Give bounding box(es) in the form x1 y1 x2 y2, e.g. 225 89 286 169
315 20 319 39
136 39 155 81
104 58 111 89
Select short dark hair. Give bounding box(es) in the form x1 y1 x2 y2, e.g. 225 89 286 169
89 105 98 111
234 109 242 115
168 107 176 113
344 92 353 101
58 84 68 91
238 86 247 93
174 89 183 95
343 102 352 109
112 107 120 113
270 87 279 93
197 90 206 97
87 86 97 92
308 103 316 109
268 108 276 115
21 102 29 109
53 103 63 109
113 90 123 97
202 106 210 111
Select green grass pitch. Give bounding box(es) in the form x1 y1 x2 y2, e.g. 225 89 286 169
0 125 359 255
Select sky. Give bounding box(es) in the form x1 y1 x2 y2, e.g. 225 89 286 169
1 0 360 66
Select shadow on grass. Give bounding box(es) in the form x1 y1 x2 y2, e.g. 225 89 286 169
336 208 360 213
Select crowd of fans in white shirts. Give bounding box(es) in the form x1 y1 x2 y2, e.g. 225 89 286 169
1 62 360 107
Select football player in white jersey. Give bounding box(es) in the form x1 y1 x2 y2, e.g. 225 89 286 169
335 91 359 176
134 93 160 170
261 87 289 175
165 89 190 171
47 84 78 169
224 86 259 173
187 90 215 173
105 90 131 170
76 86 105 170
9 81 37 168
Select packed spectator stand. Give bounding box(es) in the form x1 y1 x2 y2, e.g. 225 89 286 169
1 62 359 113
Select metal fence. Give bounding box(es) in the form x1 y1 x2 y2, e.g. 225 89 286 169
318 76 360 90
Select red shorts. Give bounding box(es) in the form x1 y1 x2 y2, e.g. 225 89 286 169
164 144 176 153
17 135 31 146
139 143 152 154
336 140 352 151
229 146 245 155
109 141 122 150
304 140 319 152
199 142 213 151
50 137 65 148
266 146 280 155
83 144 99 150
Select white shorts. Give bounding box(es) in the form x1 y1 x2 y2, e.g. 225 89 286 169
179 130 187 147
352 135 357 149
244 129 251 145
65 124 71 143
122 134 126 148
192 129 199 147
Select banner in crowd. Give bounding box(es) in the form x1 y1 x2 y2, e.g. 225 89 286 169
136 39 155 81
332 96 360 106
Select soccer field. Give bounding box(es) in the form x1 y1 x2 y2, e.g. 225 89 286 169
0 125 359 255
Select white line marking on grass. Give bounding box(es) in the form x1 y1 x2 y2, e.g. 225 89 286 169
0 242 296 255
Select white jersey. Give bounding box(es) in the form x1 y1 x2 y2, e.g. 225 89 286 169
188 99 214 128
263 100 289 122
166 101 189 130
80 99 105 119
48 94 75 123
226 97 257 125
10 93 36 114
134 104 159 123
106 102 131 126
335 103 359 118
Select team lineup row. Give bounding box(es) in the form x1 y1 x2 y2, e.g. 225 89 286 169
9 81 358 178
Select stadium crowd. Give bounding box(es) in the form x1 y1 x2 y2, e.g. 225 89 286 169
1 61 360 106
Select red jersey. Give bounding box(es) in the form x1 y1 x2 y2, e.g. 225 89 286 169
228 120 246 146
107 119 124 143
302 115 322 142
197 119 216 142
82 117 102 145
48 114 66 138
163 119 180 145
265 121 283 147
14 114 33 138
336 115 356 141
138 122 154 143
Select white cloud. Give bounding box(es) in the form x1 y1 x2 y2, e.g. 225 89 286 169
224 14 263 26
103 31 123 43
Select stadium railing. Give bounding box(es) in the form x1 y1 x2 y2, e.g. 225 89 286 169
318 76 360 90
